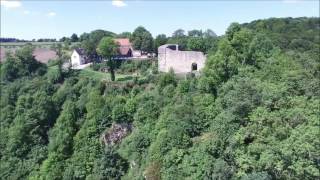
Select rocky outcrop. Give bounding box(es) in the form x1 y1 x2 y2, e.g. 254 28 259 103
101 123 132 146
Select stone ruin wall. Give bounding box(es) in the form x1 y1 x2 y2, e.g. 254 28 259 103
158 45 206 74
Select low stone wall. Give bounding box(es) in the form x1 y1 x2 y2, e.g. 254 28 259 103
158 45 206 73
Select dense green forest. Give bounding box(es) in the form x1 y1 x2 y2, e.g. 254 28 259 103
0 17 319 180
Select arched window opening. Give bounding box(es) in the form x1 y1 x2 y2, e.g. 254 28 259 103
191 63 197 71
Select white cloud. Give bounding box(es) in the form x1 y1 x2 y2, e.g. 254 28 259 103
47 11 56 17
0 0 22 9
112 0 127 7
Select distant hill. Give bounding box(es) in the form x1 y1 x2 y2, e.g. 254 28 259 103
242 17 320 50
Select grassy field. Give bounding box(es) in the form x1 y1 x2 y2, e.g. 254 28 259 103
0 42 64 52
78 68 110 81
0 42 61 47
0 42 72 63
79 68 135 81
49 65 135 82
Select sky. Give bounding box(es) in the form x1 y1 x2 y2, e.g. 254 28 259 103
1 0 319 40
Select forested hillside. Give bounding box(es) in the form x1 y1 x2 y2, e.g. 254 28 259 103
0 17 319 180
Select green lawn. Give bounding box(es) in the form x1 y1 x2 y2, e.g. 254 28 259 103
78 68 109 80
48 65 136 82
78 67 136 82
48 65 58 70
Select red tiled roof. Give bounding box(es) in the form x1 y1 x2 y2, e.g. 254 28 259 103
114 38 132 46
114 38 132 56
118 47 132 56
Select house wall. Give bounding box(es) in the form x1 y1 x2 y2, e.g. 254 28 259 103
158 45 206 74
132 50 141 57
71 51 84 67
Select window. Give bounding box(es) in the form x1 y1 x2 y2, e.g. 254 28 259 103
167 45 177 50
191 63 197 71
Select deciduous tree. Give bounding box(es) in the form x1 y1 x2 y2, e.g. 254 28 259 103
97 37 119 81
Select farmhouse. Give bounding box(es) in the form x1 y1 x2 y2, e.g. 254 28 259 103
114 38 135 58
114 38 145 59
158 44 206 74
70 48 91 67
71 38 146 67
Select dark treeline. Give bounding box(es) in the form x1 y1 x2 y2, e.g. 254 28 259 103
0 17 319 180
0 38 19 42
0 38 30 43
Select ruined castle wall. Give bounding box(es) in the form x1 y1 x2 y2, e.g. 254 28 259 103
158 47 206 73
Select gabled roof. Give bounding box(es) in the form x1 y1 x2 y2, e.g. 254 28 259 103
114 38 133 56
74 48 87 56
114 38 132 47
118 47 132 56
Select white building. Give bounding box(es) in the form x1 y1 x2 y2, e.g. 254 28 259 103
132 50 142 57
71 48 90 67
